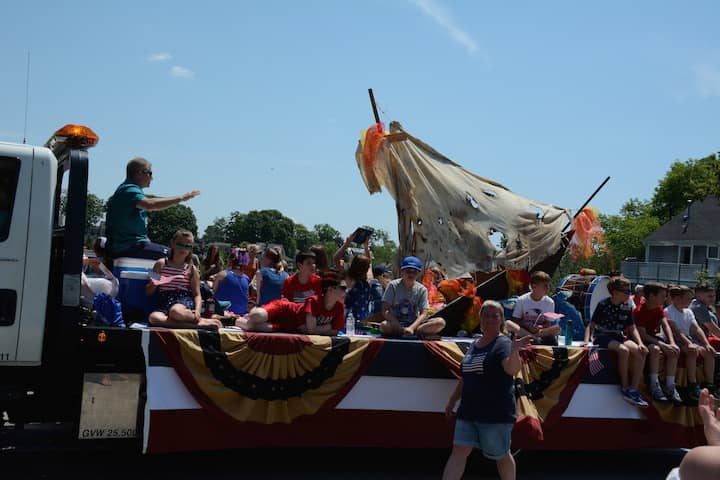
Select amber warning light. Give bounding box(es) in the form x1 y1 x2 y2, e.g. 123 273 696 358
44 124 99 150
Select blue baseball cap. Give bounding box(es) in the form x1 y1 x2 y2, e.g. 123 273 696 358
401 256 423 271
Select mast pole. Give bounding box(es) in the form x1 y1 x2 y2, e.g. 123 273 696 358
368 88 381 125
563 176 611 231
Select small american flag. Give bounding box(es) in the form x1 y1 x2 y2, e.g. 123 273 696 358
588 346 604 376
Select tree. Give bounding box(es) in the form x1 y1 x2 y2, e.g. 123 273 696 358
147 203 198 247
203 217 228 244
370 228 398 266
225 211 247 246
226 209 296 253
295 223 319 253
651 154 720 222
602 198 661 263
85 193 106 232
314 223 341 243
61 191 106 246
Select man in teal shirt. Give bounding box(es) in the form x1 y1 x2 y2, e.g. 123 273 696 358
105 157 200 259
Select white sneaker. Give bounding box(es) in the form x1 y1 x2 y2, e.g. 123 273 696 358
651 382 668 402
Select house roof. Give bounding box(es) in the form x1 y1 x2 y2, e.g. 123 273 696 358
645 196 720 244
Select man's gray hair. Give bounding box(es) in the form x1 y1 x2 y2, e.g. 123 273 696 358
126 157 150 179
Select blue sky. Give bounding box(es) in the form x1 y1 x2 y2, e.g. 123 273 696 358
2 1 719 243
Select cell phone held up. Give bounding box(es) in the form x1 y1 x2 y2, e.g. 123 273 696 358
352 227 374 245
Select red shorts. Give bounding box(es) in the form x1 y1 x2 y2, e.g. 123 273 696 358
708 336 720 350
263 299 304 333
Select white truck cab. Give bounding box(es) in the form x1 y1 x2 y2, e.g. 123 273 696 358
1 127 144 447
0 141 56 365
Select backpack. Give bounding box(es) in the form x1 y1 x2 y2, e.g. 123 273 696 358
93 292 125 327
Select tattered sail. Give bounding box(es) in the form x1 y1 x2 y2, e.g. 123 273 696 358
356 121 572 277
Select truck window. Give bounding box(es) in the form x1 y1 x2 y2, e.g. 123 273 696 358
0 157 21 242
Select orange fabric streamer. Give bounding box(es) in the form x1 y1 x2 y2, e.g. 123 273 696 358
568 207 606 260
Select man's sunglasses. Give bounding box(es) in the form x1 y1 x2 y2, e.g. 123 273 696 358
175 242 193 250
333 285 347 291
142 169 153 176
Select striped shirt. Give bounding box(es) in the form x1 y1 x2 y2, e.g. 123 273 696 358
158 262 192 292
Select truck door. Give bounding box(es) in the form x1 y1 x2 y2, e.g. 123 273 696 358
0 147 31 363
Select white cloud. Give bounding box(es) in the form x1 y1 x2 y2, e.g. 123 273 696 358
147 52 172 62
694 64 720 98
409 0 478 53
170 66 195 79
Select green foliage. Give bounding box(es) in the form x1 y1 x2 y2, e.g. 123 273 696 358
225 209 297 253
61 191 106 246
651 154 720 222
601 199 661 263
695 270 720 287
203 217 228 243
85 193 106 231
225 211 247 245
370 228 398 266
147 203 198 247
295 224 319 253
314 223 340 243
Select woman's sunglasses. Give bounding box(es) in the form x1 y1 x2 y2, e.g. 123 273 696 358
175 242 193 250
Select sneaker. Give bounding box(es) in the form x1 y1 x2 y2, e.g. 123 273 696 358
688 383 701 401
650 383 668 402
622 388 649 408
665 386 683 405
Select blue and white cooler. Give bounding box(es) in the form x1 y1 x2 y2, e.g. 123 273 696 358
113 257 156 324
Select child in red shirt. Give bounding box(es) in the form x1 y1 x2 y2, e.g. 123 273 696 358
282 252 321 304
633 281 682 404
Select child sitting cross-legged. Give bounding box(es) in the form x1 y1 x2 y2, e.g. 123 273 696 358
633 281 682 404
584 276 649 408
506 271 560 345
665 285 717 401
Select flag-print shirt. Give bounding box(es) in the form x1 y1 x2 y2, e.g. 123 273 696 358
157 262 192 293
591 298 633 336
457 335 515 423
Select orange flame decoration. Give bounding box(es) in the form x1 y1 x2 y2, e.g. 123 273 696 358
361 123 385 174
568 207 606 260
422 269 445 310
506 270 530 297
436 277 483 333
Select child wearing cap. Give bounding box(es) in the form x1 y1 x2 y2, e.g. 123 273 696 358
381 256 445 340
237 271 347 336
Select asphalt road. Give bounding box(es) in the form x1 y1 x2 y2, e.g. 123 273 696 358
1 448 684 479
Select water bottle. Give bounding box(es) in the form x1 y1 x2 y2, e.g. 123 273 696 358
564 318 573 346
346 311 355 336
